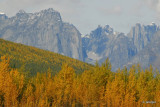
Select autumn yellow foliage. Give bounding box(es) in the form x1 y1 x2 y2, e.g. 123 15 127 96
0 56 159 107
0 39 93 75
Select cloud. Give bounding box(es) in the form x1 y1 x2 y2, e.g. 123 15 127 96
100 6 122 16
142 0 160 12
0 0 83 16
112 6 122 14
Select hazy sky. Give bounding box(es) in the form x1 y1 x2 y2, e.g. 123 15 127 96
0 0 160 34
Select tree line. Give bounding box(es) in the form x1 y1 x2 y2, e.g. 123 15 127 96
0 56 159 107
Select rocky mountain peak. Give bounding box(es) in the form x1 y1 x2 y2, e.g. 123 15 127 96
18 9 26 14
14 8 61 20
0 8 83 61
128 23 159 52
41 8 57 13
90 25 115 39
16 10 27 16
15 10 30 21
145 22 159 32
90 25 103 38
150 22 156 26
38 8 60 16
104 25 113 33
0 12 7 20
135 23 141 27
83 22 160 70
37 8 62 23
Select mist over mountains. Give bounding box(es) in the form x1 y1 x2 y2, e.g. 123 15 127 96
0 8 160 70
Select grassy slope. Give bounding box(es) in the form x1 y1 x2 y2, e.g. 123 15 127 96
0 39 93 75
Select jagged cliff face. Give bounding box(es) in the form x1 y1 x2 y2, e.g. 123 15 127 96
0 8 83 61
82 25 136 70
82 23 160 70
128 23 159 52
124 23 160 69
127 30 160 70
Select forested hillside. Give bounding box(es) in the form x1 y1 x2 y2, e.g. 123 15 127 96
0 39 93 75
0 56 159 107
0 38 159 107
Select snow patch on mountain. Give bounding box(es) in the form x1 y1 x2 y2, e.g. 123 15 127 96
81 35 90 38
87 51 102 61
0 12 5 15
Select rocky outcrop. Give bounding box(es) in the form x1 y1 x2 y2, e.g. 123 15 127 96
126 30 160 70
128 23 159 52
0 8 83 60
82 25 136 70
83 23 160 70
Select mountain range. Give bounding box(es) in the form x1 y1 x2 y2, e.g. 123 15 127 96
0 8 83 61
0 8 160 71
83 22 160 70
